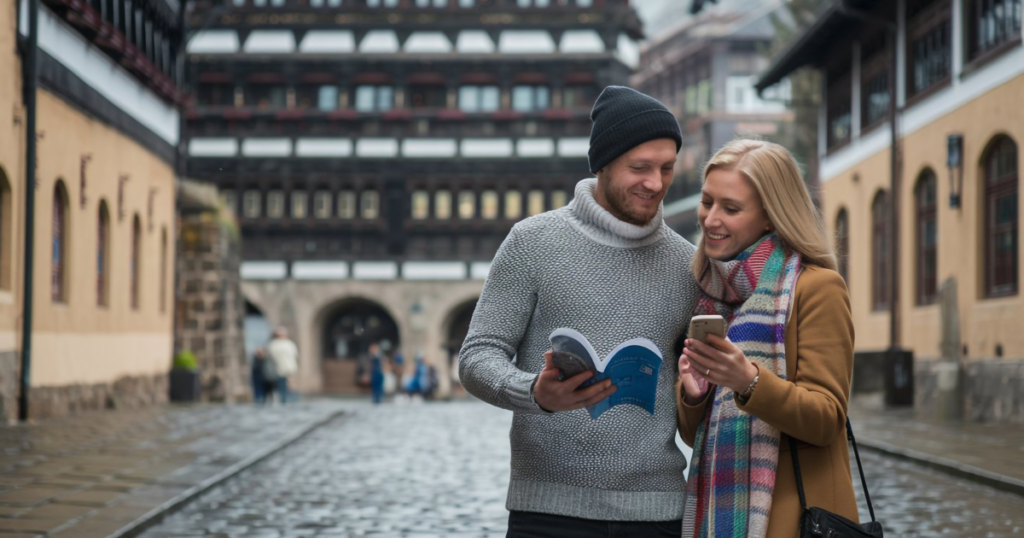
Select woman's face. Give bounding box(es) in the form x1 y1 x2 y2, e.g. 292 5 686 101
698 168 772 260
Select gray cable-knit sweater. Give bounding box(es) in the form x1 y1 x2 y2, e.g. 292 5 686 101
459 178 698 521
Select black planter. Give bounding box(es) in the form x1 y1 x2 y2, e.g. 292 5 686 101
169 369 201 402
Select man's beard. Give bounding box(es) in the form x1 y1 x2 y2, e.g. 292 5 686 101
599 181 661 226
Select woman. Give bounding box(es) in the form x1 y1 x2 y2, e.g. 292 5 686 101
677 139 858 537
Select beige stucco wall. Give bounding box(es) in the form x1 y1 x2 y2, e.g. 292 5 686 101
30 90 176 387
823 73 1024 362
0 0 25 354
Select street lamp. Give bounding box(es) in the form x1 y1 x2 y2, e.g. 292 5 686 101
947 134 963 209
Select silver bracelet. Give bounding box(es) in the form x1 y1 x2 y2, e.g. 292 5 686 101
738 374 759 403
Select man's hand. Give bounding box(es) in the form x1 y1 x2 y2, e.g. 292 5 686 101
533 351 616 412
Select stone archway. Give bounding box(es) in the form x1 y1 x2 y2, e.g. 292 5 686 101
442 298 478 394
318 297 401 394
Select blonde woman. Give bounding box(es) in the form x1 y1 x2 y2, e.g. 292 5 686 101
677 139 858 537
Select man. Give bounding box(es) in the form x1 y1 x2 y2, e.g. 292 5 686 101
266 327 299 404
459 86 698 537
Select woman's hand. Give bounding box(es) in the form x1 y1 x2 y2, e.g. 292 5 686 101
682 334 758 396
678 352 711 405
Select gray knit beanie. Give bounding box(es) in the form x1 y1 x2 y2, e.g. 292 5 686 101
587 86 682 174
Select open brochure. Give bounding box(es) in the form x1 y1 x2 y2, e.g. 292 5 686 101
548 328 663 420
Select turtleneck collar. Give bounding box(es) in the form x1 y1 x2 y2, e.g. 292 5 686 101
561 178 668 249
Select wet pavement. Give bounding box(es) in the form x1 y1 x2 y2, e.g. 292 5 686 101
0 400 344 538
849 395 1024 495
135 399 1024 538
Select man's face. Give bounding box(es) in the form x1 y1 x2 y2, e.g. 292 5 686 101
594 138 677 226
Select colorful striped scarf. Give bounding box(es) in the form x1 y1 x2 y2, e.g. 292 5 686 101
682 234 802 538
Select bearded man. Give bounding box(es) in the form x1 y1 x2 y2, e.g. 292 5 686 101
459 86 699 538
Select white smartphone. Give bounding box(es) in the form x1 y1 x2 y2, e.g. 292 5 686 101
688 315 726 344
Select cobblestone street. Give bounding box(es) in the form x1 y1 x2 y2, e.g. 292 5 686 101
137 400 1023 538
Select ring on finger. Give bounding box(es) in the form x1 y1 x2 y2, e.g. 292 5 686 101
706 368 711 376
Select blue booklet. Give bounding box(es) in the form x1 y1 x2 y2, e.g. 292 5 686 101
548 328 663 420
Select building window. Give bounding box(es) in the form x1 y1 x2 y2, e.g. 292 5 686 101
97 202 110 307
459 86 500 112
221 189 237 214
528 190 545 216
131 215 141 310
836 208 849 287
338 191 356 219
435 190 452 219
198 84 235 107
267 190 285 218
551 190 568 209
915 170 938 305
827 72 852 148
411 190 430 219
243 190 262 218
160 227 168 314
908 2 951 97
291 191 308 219
0 170 10 291
861 40 891 129
247 85 287 110
871 191 891 311
52 181 69 303
984 135 1018 297
459 0 474 6
968 0 1022 60
409 84 447 109
458 191 476 219
563 85 598 109
517 0 550 6
361 191 380 219
512 85 550 112
367 0 399 6
416 0 449 6
505 190 522 219
313 191 333 219
355 85 394 112
481 190 498 219
317 86 339 111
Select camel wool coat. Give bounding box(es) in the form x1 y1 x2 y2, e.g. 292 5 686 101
676 265 859 538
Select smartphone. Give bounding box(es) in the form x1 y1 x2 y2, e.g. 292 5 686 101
688 315 726 344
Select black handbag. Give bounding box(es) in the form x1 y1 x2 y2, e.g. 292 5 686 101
789 417 884 538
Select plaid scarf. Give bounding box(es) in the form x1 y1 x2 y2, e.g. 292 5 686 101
682 234 802 538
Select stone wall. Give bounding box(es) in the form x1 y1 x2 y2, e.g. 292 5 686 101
0 351 19 423
28 373 168 420
174 180 248 403
915 359 1024 424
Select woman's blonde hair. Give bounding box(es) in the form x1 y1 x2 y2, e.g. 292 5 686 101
692 139 837 280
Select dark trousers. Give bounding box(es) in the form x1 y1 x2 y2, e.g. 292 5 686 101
506 511 682 538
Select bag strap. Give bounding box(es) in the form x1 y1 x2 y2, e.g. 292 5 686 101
787 417 877 523
845 417 877 523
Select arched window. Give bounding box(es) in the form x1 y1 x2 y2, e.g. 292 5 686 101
835 208 849 287
0 167 11 291
52 181 70 303
131 215 142 310
871 191 890 311
915 170 938 305
160 227 168 314
984 136 1018 297
97 201 111 307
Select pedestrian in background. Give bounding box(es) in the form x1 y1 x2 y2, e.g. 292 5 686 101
267 327 300 404
251 348 267 405
677 139 858 537
368 343 386 404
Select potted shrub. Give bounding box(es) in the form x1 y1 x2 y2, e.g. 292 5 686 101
169 350 201 402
